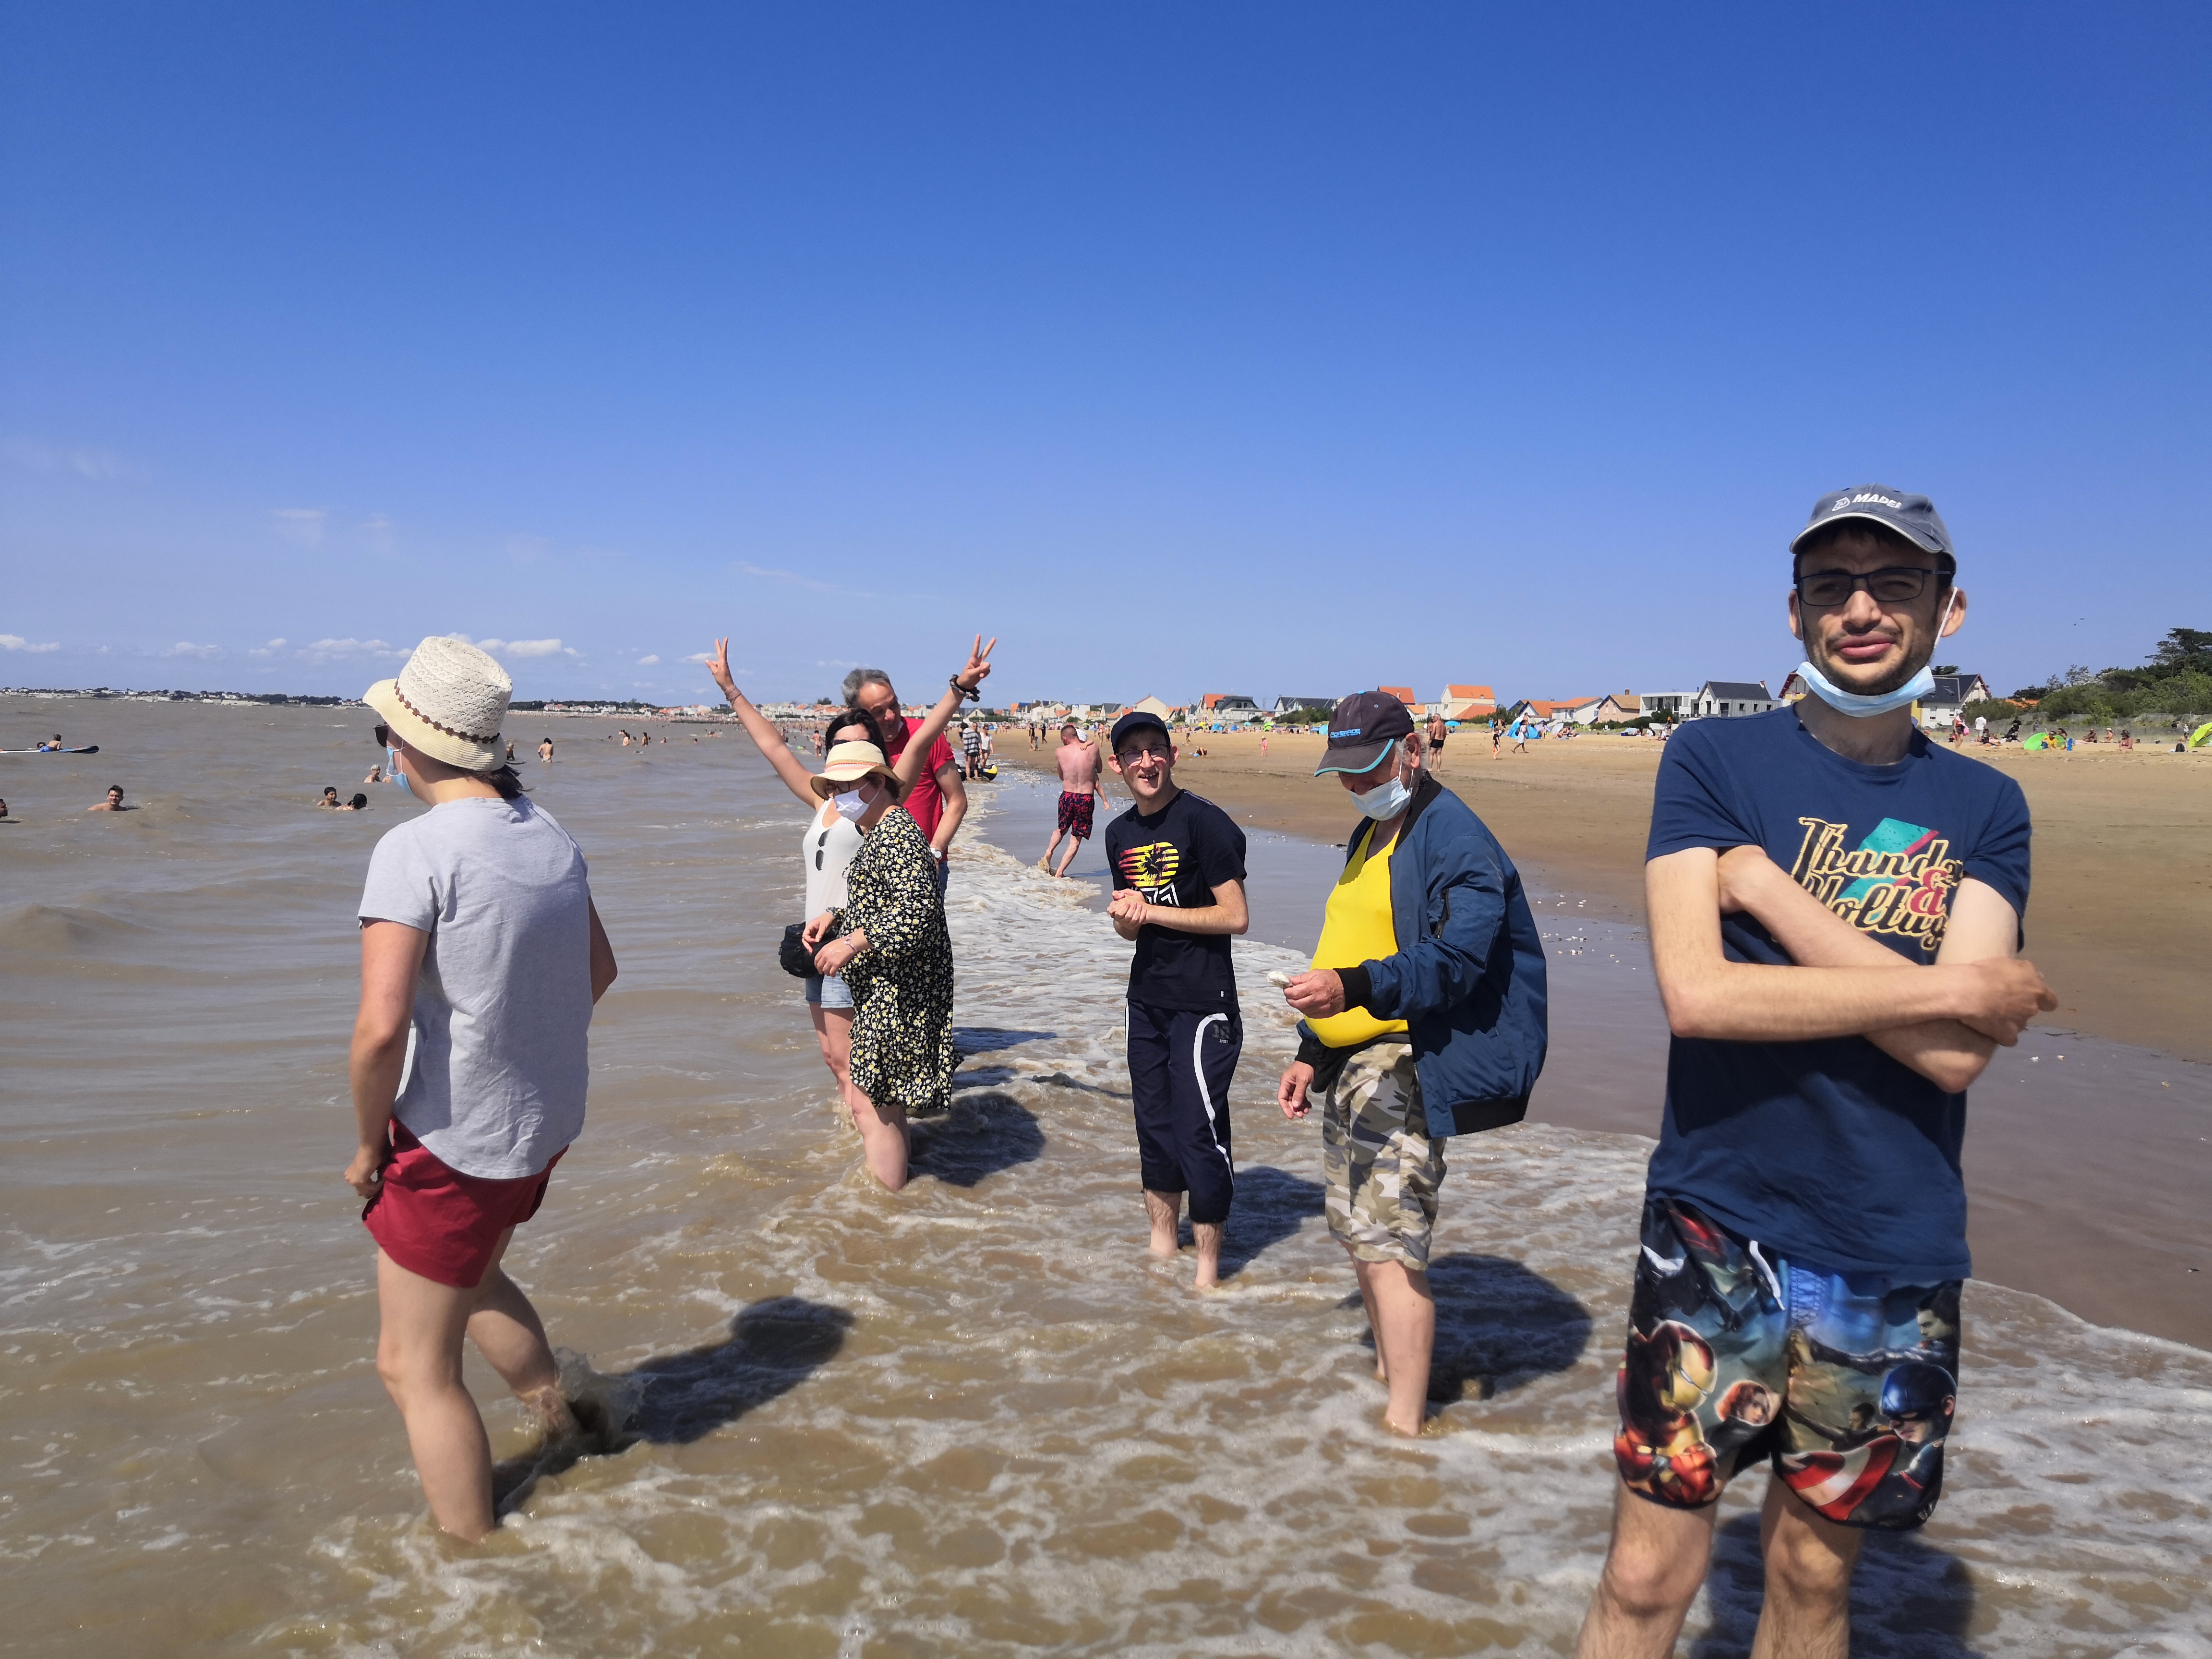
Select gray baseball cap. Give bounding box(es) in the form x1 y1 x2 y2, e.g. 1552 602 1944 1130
1789 484 1954 560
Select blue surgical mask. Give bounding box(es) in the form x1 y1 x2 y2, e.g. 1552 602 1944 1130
1796 590 1959 718
1351 771 1413 820
387 746 413 798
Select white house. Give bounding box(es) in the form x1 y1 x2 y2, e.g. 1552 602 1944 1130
1689 680 1778 718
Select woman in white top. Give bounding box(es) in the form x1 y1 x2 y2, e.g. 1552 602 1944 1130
705 634 994 1123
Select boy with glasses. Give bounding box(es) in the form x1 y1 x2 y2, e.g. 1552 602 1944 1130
1577 486 2056 1657
1103 709 1249 1288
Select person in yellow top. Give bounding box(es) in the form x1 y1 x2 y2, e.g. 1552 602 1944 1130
1277 692 1550 1436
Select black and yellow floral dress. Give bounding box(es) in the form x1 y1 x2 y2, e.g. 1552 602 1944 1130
834 806 955 1116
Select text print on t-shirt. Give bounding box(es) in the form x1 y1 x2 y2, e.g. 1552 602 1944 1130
1118 841 1186 905
1789 815 1961 955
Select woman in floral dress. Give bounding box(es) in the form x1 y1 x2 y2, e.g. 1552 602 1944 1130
803 741 958 1190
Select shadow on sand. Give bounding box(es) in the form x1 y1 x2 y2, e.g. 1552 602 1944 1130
909 1091 1046 1189
1690 1507 1982 1657
1342 1253 1591 1403
493 1296 853 1511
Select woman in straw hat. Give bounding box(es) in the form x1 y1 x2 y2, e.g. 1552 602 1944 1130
706 636 993 1187
348 636 619 1538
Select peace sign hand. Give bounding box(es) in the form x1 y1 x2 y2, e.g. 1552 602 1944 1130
955 635 998 694
706 637 741 700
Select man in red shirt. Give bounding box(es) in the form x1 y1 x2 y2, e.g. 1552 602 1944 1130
845 667 967 886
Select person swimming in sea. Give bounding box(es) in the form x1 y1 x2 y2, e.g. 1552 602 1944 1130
320 787 343 808
88 784 134 812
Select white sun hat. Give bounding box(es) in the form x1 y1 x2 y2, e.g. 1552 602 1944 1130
364 637 513 770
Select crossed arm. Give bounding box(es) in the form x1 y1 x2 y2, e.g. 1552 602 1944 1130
1650 847 2054 1093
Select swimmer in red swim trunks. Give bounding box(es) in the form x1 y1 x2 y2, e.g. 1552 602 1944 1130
1042 721 1109 877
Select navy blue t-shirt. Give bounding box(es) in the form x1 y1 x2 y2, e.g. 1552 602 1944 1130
1644 709 2031 1283
1105 788 1248 1013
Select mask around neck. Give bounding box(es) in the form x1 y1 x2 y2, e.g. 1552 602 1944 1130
1797 590 1957 719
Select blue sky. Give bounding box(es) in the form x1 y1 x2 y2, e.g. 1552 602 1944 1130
4 3 2206 707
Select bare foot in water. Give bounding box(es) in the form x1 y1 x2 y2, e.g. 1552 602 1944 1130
1144 1190 1181 1259
517 1382 583 1442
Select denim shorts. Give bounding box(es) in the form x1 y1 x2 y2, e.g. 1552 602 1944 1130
804 971 853 1010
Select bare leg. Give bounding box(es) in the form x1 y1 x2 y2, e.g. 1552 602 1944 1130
1041 824 1066 871
1191 1220 1223 1288
847 1084 910 1191
375 1229 565 1540
1352 1255 1434 1435
1749 1476 1861 1659
1143 1188 1182 1257
811 1004 855 1121
1576 1479 1720 1658
1053 833 1084 878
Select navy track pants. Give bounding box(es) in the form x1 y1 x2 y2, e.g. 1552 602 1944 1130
1126 1000 1241 1226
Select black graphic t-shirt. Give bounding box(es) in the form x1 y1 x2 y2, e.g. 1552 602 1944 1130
1644 709 2031 1283
1104 789 1248 1013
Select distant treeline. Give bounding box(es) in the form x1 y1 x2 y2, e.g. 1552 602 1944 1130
1968 627 2211 727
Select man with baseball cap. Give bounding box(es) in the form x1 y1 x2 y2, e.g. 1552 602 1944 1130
1102 706 1250 1288
1275 691 1549 1434
1576 488 2056 1655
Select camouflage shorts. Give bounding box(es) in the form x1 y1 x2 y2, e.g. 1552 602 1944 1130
1321 1040 1445 1267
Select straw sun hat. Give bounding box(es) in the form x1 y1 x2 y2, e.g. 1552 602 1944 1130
364 637 513 771
809 740 899 800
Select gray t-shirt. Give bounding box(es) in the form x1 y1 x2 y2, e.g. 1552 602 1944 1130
358 796 593 1179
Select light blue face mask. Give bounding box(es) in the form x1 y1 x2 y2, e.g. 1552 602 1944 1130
387 746 413 797
1795 591 1960 718
1350 770 1413 820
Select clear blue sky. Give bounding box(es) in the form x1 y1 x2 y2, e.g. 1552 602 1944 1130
4 3 2206 707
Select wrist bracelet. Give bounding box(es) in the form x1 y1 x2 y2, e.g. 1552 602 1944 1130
950 675 980 703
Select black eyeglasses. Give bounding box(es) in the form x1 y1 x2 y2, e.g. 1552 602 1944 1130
1793 566 1947 607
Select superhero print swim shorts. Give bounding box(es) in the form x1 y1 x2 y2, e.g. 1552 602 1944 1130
1611 1194 1962 1531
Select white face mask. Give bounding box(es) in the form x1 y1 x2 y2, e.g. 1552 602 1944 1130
1351 771 1413 820
830 787 870 822
1798 590 1959 717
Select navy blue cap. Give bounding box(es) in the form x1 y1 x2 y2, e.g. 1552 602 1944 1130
1109 709 1172 752
1790 484 1954 561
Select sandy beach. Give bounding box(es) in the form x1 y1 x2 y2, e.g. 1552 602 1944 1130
998 723 2212 1063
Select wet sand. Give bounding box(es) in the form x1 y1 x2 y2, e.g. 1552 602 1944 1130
994 740 2212 1349
2 698 2208 1655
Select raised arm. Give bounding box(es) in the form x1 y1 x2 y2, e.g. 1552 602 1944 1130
1646 847 2052 1047
1716 847 2024 1092
704 636 822 808
890 634 996 793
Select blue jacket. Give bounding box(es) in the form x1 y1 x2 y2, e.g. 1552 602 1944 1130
1295 776 1549 1136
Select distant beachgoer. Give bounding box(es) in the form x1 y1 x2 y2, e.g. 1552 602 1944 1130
1578 484 2055 1653
1426 712 1447 772
0 796 12 820
39 734 63 752
338 792 370 812
1277 692 1547 1436
706 636 992 1187
321 787 342 808
2120 729 2134 750
1973 713 1988 744
618 729 632 746
1103 709 1249 1289
88 785 132 812
1259 731 1270 758
538 738 554 763
505 740 517 762
348 636 619 1541
366 764 386 784
961 719 984 779
844 666 969 892
1510 721 1530 754
2003 717 2021 744
1492 720 1502 759
1043 722 1107 877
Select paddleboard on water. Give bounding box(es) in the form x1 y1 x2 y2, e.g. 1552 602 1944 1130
2 745 100 754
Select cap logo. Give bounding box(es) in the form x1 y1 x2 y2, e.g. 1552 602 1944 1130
1831 491 1904 513
1334 726 1361 738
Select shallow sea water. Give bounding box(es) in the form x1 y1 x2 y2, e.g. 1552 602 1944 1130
2 701 2209 1656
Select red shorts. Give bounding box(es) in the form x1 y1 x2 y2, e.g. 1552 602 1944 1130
362 1121 564 1289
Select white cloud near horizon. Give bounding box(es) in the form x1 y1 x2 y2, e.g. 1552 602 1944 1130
271 507 327 549
636 654 660 666
300 637 401 663
1 438 131 480
449 634 575 660
1 633 61 652
249 637 288 657
168 641 223 659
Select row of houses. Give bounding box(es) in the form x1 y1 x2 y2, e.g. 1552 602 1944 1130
1014 672 1996 731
